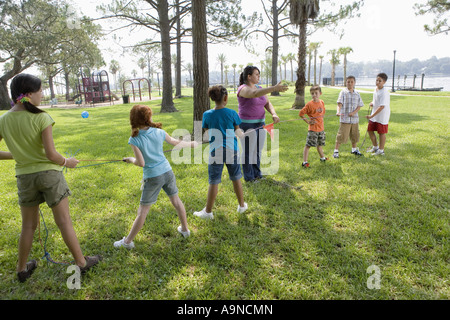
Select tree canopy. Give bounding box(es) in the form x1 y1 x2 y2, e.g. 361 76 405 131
0 0 103 109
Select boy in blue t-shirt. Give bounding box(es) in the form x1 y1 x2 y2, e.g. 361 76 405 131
194 85 248 219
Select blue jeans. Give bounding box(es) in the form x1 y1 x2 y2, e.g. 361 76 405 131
208 148 242 185
239 122 265 182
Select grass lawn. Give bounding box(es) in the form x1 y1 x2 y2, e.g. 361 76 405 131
0 87 448 300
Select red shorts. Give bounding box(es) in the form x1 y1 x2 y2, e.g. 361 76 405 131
368 121 388 134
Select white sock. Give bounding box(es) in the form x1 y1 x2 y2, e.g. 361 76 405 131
352 148 358 152
334 149 339 153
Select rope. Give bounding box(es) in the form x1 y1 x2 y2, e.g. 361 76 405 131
359 106 373 150
38 209 73 266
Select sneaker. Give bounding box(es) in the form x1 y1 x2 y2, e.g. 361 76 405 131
333 151 339 158
352 150 363 156
366 146 379 153
302 162 310 168
320 157 329 162
372 149 385 156
237 202 248 214
79 255 102 274
17 259 37 283
193 208 214 220
177 226 190 238
114 237 135 249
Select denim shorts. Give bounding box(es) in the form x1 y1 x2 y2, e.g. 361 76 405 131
140 170 178 205
306 130 326 147
208 148 242 185
16 170 71 208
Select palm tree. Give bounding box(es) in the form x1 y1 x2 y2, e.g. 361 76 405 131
217 53 227 84
309 41 322 85
318 55 324 85
137 57 147 78
287 53 296 82
184 62 193 87
109 60 120 92
289 0 320 109
338 46 353 82
281 54 289 81
328 49 340 86
306 45 312 85
224 65 229 87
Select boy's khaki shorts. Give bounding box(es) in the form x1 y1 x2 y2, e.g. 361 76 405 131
16 170 71 208
336 123 360 145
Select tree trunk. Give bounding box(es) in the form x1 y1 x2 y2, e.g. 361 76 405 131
0 78 11 110
343 54 347 82
331 63 336 86
64 70 70 101
290 60 293 82
307 53 312 86
157 0 177 112
192 0 210 134
271 0 280 96
313 51 317 85
175 0 182 98
0 50 28 110
319 59 323 86
292 20 307 109
49 76 55 100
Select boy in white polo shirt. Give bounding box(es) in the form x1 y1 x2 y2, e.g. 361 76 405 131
366 73 391 156
333 75 364 158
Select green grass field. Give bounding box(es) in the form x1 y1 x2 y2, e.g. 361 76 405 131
0 87 448 300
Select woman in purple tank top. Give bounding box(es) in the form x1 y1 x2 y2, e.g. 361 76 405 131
237 66 288 182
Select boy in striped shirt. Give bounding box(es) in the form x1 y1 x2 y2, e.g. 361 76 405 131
333 76 364 158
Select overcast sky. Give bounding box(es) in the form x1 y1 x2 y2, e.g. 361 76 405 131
66 0 450 74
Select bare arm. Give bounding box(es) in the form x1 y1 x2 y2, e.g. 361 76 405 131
238 82 288 99
264 100 280 124
123 144 145 167
165 133 198 149
0 136 13 160
336 103 343 116
366 105 384 119
349 106 361 117
42 125 78 168
234 125 244 139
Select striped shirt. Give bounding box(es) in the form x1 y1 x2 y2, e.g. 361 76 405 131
337 88 364 124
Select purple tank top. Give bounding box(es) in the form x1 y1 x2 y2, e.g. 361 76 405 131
237 84 268 121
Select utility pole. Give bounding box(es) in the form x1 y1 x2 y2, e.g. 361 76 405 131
392 50 396 92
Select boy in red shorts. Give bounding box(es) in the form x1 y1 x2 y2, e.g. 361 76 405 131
366 73 390 156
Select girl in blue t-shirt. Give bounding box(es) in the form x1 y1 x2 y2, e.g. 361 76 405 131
193 86 248 220
114 105 198 248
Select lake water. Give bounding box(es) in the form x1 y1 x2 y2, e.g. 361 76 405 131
355 75 450 92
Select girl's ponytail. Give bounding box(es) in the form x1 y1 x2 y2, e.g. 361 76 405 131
10 74 44 113
129 104 162 137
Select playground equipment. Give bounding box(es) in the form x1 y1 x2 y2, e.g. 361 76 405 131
77 69 119 105
122 78 152 102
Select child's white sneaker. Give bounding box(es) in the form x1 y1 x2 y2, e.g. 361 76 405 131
114 237 135 249
193 208 214 220
177 226 191 238
372 149 385 156
237 202 248 213
366 146 379 153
